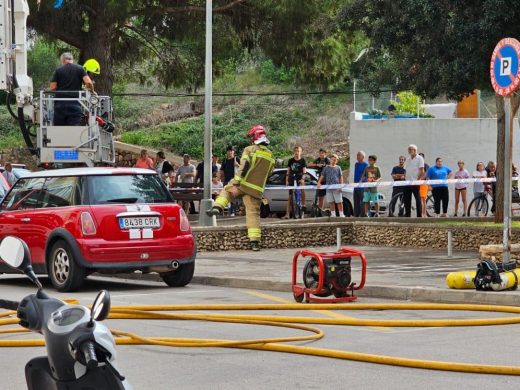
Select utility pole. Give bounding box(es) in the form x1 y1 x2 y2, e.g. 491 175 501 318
198 0 216 226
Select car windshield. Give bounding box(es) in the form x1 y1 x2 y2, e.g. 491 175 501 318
87 174 172 205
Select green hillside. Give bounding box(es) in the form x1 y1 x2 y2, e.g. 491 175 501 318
119 67 352 163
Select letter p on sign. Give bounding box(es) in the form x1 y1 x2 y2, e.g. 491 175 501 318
501 57 512 76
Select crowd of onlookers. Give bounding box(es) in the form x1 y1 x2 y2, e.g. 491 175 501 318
282 146 346 218
131 144 510 219
352 144 501 218
131 147 240 215
132 146 348 218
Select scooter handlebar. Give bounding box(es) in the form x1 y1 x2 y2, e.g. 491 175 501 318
0 299 20 311
80 341 98 369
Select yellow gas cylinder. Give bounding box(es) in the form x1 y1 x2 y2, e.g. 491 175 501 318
446 269 520 290
489 270 519 291
445 271 476 289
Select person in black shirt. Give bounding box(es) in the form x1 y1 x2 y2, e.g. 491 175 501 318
220 146 240 185
390 155 406 199
308 148 330 209
486 161 496 214
283 146 307 219
50 52 94 126
219 145 240 216
196 156 219 185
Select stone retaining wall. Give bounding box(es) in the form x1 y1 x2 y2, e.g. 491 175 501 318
193 221 517 253
347 223 517 251
195 222 343 251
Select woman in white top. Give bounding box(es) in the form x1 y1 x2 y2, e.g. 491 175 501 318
472 162 487 216
454 160 470 216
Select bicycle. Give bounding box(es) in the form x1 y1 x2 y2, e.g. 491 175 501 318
388 191 434 217
290 180 304 219
467 187 492 217
466 186 520 217
310 188 324 217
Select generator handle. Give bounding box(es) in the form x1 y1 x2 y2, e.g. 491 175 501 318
291 250 301 287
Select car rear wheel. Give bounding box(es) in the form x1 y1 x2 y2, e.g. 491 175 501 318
160 262 195 287
48 240 86 292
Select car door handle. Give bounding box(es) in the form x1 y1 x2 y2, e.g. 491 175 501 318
20 218 31 223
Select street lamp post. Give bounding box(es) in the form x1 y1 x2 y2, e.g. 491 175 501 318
198 0 216 227
352 48 369 113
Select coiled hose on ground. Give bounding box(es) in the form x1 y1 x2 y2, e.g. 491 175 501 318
1 302 520 375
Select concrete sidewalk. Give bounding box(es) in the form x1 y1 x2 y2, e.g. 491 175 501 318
123 245 520 306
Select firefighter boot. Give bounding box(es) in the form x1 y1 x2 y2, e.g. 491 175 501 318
250 241 260 251
206 206 222 217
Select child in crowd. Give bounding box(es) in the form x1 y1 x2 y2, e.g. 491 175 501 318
454 160 470 216
473 161 487 217
361 155 382 217
317 154 344 217
211 172 223 200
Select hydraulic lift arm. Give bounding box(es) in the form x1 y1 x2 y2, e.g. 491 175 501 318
0 0 36 154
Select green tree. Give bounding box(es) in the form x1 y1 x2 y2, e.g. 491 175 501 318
27 38 64 90
28 0 360 95
339 0 520 222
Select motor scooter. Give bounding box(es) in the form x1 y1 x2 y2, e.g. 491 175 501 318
0 236 132 389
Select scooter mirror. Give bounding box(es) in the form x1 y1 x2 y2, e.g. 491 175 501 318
91 290 111 322
0 236 29 269
0 236 42 289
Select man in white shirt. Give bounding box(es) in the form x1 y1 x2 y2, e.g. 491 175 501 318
403 144 425 217
2 162 16 186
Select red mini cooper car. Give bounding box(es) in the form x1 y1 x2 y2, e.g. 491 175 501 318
0 167 196 292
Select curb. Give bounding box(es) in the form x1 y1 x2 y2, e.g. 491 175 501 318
108 273 520 306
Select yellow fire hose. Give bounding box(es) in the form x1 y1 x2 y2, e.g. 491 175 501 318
2 302 520 375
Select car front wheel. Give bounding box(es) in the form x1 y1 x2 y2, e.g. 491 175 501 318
160 262 195 287
48 240 86 292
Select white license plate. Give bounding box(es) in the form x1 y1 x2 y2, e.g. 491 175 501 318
119 217 160 230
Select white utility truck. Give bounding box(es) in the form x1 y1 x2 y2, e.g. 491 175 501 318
1 0 115 166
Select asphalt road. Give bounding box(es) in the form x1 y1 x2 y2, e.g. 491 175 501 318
0 275 519 390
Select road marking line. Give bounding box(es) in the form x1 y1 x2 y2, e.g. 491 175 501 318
110 290 222 299
241 290 392 332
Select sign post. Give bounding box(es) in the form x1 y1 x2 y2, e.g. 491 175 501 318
490 37 520 268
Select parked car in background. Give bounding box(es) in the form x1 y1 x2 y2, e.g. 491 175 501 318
0 167 196 292
262 168 355 217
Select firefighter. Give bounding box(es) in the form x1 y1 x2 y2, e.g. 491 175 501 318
83 59 100 80
208 125 275 251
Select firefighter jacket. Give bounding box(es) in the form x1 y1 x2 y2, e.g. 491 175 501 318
231 144 275 199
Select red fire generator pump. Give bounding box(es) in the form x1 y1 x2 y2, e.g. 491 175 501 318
292 248 367 303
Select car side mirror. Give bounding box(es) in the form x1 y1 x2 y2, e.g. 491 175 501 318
0 236 42 289
90 290 111 323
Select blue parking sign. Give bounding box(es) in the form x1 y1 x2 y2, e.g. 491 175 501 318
490 38 520 96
